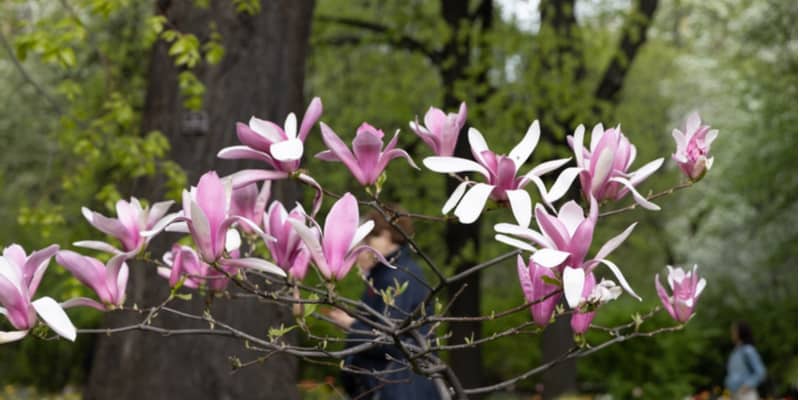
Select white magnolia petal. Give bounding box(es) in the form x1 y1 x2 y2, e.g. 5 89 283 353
686 112 701 134
590 123 604 151
442 181 469 214
531 248 570 268
672 129 687 152
557 201 585 237
595 222 637 261
509 120 540 168
164 221 190 233
73 241 121 255
32 297 76 341
423 157 489 177
270 138 304 161
142 212 183 236
628 158 664 186
494 234 537 253
350 221 375 251
563 267 585 308
454 183 494 224
696 278 707 297
506 189 532 228
572 125 586 168
705 129 719 147
526 157 572 178
284 112 298 139
609 177 661 210
494 222 555 248
545 167 581 203
249 117 283 142
0 330 28 343
225 229 242 252
467 127 489 155
226 258 287 278
0 257 22 290
591 148 615 193
592 258 641 301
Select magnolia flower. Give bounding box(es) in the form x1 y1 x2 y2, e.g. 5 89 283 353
218 97 323 173
517 255 560 327
563 269 622 334
672 112 717 181
263 201 311 280
148 172 251 263
409 102 467 157
655 265 706 323
568 124 664 210
316 122 418 186
424 121 575 226
495 198 641 304
230 182 271 232
78 197 175 254
56 250 128 311
0 245 75 343
158 245 237 291
289 193 386 281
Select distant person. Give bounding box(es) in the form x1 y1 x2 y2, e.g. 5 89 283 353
328 208 440 399
725 321 766 400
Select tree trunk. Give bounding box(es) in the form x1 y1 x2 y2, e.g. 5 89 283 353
84 1 314 399
439 0 493 393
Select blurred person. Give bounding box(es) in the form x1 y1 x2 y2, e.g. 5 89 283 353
328 207 440 399
725 321 766 400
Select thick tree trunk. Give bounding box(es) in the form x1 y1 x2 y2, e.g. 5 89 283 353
84 1 314 399
439 0 493 393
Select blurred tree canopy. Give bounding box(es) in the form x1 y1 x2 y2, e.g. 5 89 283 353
0 0 795 398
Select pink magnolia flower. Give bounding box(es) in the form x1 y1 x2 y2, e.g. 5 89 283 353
672 112 717 181
316 122 419 186
263 201 311 281
150 172 253 263
158 245 238 291
289 193 386 281
218 97 323 173
56 250 128 311
562 269 622 334
409 102 467 157
230 182 271 232
79 197 175 254
517 255 560 327
495 198 640 306
655 265 706 323
568 124 664 210
423 122 576 226
0 244 75 343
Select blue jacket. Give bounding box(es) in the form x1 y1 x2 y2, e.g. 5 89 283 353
725 344 766 392
341 245 440 399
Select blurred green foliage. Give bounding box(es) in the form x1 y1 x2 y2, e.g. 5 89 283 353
0 0 795 397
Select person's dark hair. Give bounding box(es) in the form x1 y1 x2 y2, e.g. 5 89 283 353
364 206 414 245
735 320 755 345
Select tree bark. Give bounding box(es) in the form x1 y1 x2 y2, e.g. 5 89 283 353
84 1 314 399
439 0 493 393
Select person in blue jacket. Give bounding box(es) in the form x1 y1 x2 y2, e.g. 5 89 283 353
329 209 440 400
725 320 766 400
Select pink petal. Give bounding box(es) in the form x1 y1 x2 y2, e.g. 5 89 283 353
298 97 323 141
322 193 359 275
318 122 365 184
